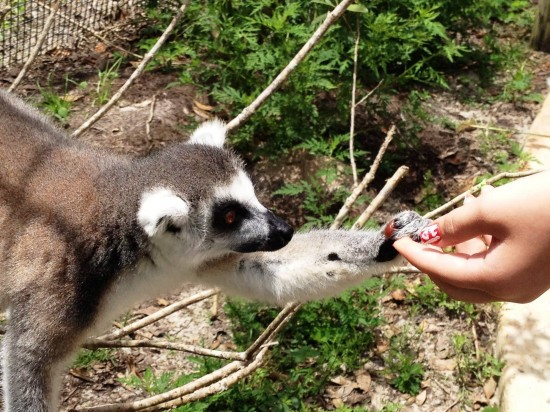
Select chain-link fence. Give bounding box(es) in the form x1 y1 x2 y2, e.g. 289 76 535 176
0 0 142 67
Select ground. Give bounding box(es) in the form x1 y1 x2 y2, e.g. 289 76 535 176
0 31 547 412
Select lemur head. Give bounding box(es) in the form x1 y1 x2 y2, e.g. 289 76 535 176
136 120 294 259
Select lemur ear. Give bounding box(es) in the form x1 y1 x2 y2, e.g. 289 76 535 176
137 188 190 237
188 119 226 148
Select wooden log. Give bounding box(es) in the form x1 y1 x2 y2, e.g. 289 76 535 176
532 0 550 52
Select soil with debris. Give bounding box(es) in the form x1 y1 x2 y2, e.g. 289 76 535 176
0 34 548 412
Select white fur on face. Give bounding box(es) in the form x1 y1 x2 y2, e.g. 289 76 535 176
188 119 226 148
214 170 266 212
137 188 189 237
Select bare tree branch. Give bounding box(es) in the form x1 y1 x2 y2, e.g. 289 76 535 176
349 17 361 187
226 0 355 132
424 169 545 219
71 0 190 138
331 125 397 230
8 1 60 93
93 289 218 341
83 338 245 361
352 165 409 230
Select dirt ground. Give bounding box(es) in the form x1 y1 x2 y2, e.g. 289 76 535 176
0 29 548 412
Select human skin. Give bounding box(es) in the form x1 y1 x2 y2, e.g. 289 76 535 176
394 171 550 303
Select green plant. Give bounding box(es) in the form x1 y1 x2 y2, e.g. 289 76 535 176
37 83 72 123
273 165 357 229
453 333 504 387
95 55 124 106
383 330 425 395
73 348 114 369
410 276 477 319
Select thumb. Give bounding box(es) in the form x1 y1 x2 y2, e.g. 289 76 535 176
422 200 495 248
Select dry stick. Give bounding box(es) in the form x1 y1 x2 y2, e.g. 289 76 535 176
7 1 60 93
226 0 355 132
352 165 409 230
244 302 301 358
78 359 244 412
349 17 361 187
71 0 190 138
92 289 218 341
424 169 545 220
36 0 143 60
144 95 157 144
149 347 271 411
355 79 384 108
330 125 397 230
83 339 245 361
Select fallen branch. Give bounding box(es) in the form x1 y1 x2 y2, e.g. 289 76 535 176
352 165 409 230
83 338 245 361
8 1 60 93
71 0 190 138
424 169 545 219
93 288 218 341
226 0 355 131
331 126 397 230
355 79 384 108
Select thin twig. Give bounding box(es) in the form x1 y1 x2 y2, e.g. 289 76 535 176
71 0 190 138
352 165 409 230
226 0 355 132
36 0 143 60
349 17 361 187
94 289 218 341
355 79 384 108
331 126 397 230
149 347 271 411
464 123 550 139
244 303 301 359
424 169 545 219
8 1 60 93
145 95 157 144
471 324 480 362
83 339 245 361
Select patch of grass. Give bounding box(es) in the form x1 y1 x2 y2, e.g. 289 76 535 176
95 55 124 106
73 348 114 370
37 83 72 123
383 329 425 396
453 333 504 388
409 276 477 320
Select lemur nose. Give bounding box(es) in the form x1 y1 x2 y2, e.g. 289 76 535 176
265 210 294 251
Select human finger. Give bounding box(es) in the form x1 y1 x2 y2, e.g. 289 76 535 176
428 277 497 303
418 199 496 248
394 237 489 289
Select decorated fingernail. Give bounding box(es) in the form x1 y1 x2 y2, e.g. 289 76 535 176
419 224 441 244
384 219 395 238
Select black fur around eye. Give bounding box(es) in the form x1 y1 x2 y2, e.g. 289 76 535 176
212 200 249 231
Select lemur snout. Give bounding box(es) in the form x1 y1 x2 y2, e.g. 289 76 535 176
263 210 294 251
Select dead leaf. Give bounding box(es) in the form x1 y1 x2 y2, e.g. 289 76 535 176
483 377 497 400
330 376 352 386
416 389 427 405
355 372 372 392
390 289 407 302
94 42 107 54
193 100 214 111
156 298 169 306
193 107 211 119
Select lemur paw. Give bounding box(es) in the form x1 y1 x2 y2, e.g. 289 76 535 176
384 211 431 242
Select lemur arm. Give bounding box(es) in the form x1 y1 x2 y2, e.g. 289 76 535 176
197 211 430 305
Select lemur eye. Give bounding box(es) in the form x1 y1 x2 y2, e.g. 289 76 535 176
224 210 237 225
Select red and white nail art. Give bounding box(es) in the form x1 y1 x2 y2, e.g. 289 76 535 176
420 224 441 244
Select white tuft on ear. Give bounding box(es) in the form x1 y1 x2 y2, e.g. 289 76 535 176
138 188 190 237
188 119 227 148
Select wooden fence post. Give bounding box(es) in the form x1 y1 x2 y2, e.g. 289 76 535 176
532 0 550 52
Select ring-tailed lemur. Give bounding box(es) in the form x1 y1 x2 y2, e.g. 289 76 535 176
0 89 429 411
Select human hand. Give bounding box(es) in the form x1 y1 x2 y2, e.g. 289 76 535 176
394 171 550 303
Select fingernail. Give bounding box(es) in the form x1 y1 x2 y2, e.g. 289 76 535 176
420 224 441 244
